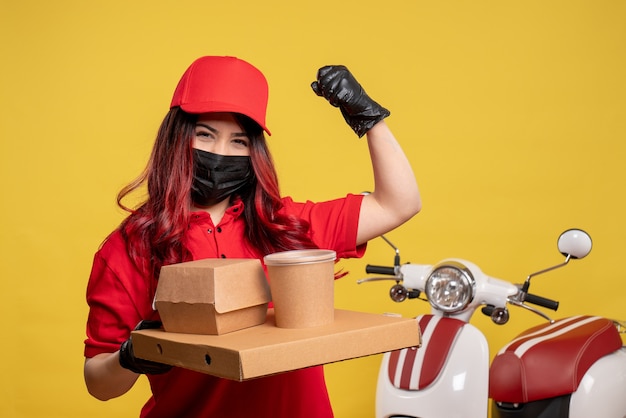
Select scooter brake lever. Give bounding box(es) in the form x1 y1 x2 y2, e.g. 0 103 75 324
357 277 401 284
507 298 555 323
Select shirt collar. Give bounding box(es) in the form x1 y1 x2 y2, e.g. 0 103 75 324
190 197 246 224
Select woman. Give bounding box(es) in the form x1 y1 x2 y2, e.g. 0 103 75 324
84 56 421 417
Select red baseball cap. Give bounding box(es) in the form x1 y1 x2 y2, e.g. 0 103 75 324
170 56 271 135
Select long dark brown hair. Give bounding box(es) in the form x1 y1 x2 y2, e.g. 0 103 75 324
117 108 317 287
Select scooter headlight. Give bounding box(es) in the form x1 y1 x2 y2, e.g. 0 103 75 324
425 261 475 313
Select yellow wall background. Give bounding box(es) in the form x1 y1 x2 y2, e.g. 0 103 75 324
1 1 625 417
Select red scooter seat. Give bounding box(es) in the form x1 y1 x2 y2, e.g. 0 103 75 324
489 315 622 403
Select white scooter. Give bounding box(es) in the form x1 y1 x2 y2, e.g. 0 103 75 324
359 229 626 418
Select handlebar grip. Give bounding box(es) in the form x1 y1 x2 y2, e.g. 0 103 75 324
365 265 396 276
525 293 559 311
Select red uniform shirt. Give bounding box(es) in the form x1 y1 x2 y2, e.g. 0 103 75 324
85 194 365 417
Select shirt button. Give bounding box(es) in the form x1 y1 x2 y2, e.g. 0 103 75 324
220 254 226 258
216 227 222 233
207 229 213 234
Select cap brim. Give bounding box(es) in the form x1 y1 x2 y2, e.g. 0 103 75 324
180 102 271 136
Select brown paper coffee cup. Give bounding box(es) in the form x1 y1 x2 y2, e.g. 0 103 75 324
264 249 336 328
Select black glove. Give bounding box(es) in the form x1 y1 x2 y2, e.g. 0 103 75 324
311 65 390 138
119 320 172 375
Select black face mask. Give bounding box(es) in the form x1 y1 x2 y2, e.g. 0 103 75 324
191 149 254 207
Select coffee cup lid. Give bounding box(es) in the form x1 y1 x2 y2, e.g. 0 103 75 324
263 249 336 266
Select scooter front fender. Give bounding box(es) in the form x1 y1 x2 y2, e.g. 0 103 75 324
376 321 489 418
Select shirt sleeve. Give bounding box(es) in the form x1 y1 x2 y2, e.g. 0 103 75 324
280 193 367 259
83 231 156 358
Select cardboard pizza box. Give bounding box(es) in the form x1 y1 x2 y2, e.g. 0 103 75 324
132 309 421 381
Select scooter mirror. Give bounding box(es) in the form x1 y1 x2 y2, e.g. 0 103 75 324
558 229 592 259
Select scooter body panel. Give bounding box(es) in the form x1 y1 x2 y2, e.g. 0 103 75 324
569 347 626 418
376 322 489 418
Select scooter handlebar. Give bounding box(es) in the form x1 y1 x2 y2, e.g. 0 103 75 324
365 265 396 276
525 293 559 311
